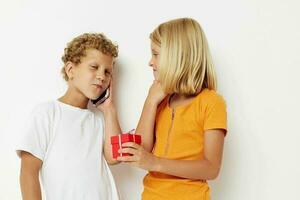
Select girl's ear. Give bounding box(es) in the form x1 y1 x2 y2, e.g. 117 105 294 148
65 61 75 80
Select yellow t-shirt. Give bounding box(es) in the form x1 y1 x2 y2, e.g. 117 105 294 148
142 89 227 200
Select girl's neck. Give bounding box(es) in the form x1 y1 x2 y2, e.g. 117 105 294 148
58 87 89 109
169 93 197 109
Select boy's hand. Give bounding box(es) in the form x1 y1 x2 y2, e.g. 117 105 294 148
96 78 115 113
116 142 159 171
147 80 167 106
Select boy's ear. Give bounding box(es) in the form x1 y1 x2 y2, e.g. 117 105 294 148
65 61 75 80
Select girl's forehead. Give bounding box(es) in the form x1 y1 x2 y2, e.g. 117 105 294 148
151 42 160 52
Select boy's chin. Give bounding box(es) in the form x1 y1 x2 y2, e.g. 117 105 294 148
90 91 106 100
89 95 100 100
85 92 99 100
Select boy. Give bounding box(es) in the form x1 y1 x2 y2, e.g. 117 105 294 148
16 33 121 200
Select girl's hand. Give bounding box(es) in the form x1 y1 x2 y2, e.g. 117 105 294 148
147 80 167 106
116 142 158 171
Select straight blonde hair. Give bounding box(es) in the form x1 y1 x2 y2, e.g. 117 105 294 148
150 18 217 95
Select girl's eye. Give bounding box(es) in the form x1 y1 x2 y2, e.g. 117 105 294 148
91 65 98 69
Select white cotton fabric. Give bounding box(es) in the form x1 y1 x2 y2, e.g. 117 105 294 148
16 100 119 200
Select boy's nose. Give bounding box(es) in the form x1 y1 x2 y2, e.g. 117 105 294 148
96 72 105 80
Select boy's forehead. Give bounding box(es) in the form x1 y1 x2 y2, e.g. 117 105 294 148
85 48 110 58
84 49 114 64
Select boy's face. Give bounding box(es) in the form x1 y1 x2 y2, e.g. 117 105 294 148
149 41 160 80
71 48 113 100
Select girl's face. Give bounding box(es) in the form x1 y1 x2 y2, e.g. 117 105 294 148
149 41 160 80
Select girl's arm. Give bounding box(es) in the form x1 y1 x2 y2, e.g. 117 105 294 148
117 129 225 180
136 81 166 152
135 97 159 152
20 151 42 200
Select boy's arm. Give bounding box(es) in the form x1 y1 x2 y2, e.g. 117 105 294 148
20 151 42 200
102 106 122 165
96 78 122 165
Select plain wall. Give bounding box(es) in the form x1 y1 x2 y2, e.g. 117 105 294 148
1 0 300 199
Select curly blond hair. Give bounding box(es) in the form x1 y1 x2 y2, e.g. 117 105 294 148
61 33 118 81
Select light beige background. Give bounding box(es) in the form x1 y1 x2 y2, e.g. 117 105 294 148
1 0 300 199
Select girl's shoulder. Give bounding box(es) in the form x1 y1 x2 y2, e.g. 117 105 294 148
158 95 170 108
197 88 226 106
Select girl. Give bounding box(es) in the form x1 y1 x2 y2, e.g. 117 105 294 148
117 18 227 200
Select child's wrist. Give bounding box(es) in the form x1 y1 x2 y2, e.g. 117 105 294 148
151 156 161 172
102 106 117 116
145 96 159 107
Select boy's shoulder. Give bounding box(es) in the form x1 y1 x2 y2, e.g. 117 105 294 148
30 100 57 116
32 101 104 121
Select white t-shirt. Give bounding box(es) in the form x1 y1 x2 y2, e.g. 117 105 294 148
16 100 120 200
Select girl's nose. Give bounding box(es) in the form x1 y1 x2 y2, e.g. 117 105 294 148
149 59 154 68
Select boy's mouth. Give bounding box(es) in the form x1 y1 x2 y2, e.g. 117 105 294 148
92 84 103 90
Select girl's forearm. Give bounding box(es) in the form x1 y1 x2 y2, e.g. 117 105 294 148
152 157 221 180
136 98 158 152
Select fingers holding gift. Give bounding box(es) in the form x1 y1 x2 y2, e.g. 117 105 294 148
121 142 141 150
116 143 156 171
118 147 139 156
116 155 137 162
116 148 139 162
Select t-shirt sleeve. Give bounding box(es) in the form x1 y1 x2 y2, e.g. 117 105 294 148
203 93 227 134
16 106 50 161
99 113 105 145
88 102 106 145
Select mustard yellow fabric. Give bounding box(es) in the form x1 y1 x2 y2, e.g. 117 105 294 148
142 89 227 200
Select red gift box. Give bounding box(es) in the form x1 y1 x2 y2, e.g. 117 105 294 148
111 132 142 159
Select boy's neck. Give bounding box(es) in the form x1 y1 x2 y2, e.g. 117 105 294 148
58 88 89 109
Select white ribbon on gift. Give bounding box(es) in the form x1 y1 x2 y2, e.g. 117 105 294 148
129 129 136 143
118 129 136 157
118 134 122 157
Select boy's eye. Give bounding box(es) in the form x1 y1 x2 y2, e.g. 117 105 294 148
91 65 98 69
105 70 111 76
